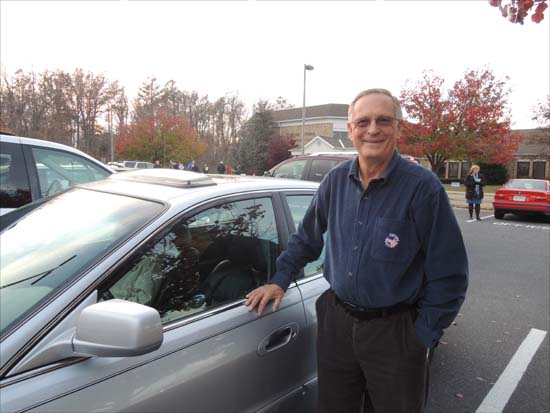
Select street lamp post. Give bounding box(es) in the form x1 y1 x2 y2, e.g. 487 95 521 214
301 64 314 155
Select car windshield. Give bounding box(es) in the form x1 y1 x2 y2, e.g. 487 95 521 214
506 180 547 191
0 189 164 335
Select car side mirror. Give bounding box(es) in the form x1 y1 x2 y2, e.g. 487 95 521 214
73 299 163 357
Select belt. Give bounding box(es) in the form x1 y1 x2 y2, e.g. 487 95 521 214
334 293 413 321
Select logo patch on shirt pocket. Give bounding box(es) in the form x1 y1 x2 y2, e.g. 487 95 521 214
371 218 417 263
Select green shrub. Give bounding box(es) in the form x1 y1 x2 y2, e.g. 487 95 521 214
478 163 509 185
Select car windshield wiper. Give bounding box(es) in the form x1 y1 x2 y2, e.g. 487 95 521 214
0 254 77 289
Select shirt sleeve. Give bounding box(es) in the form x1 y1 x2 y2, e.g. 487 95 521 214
269 177 329 291
412 186 469 348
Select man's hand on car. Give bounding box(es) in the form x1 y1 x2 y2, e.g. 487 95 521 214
245 284 284 316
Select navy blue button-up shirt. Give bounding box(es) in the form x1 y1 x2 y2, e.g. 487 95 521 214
271 151 469 348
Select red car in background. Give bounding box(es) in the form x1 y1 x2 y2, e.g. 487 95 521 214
493 178 550 221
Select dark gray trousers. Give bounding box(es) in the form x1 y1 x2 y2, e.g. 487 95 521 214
316 289 429 413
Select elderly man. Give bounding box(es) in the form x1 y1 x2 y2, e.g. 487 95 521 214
245 88 468 412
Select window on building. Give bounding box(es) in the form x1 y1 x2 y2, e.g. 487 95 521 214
448 162 459 178
533 161 547 179
516 161 530 178
436 163 446 178
461 161 471 178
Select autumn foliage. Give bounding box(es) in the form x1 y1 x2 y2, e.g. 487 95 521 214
399 69 523 173
116 111 207 165
268 134 296 169
489 0 548 24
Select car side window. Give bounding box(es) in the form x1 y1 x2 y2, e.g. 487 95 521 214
285 194 324 278
0 142 32 209
308 159 341 182
100 197 280 324
31 147 111 197
273 159 307 180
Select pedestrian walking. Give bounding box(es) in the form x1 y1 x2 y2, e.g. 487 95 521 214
245 88 468 413
217 161 226 174
464 164 485 221
203 164 209 173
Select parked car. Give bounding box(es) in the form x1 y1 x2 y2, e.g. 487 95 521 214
0 169 327 412
268 152 355 182
268 151 424 182
0 133 114 216
493 178 550 221
121 160 155 169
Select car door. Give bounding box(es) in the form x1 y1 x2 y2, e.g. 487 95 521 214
280 190 331 401
1 193 312 413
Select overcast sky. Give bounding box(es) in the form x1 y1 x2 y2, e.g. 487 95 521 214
1 1 548 129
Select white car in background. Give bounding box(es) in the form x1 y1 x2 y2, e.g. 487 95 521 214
122 160 155 169
0 133 113 215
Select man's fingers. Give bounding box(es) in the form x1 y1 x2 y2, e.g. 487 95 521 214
272 295 283 312
246 290 263 311
245 285 284 316
257 294 271 316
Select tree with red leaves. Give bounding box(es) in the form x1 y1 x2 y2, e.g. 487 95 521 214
267 134 296 169
399 69 523 173
489 0 548 24
116 110 207 166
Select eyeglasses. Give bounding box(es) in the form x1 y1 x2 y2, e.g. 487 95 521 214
350 115 401 129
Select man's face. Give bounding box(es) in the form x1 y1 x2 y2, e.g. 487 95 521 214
347 93 401 164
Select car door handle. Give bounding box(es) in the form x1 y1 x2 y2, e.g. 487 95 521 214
257 323 299 356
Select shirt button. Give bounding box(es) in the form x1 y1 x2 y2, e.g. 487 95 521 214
358 221 363 225
347 272 353 277
353 246 358 251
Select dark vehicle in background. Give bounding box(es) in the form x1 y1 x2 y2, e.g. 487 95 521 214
493 178 550 221
268 152 355 182
0 134 113 216
0 169 327 412
268 151 424 183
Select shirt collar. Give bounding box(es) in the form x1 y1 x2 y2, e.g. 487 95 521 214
348 150 401 186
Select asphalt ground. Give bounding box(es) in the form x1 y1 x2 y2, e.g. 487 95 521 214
426 207 549 413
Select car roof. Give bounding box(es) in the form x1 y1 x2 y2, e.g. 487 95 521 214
0 134 115 173
81 169 319 204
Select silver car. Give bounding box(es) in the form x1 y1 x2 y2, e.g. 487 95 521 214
0 169 328 412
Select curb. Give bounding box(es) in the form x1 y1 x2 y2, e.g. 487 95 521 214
447 191 494 211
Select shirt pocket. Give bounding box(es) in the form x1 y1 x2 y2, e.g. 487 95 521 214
370 217 418 263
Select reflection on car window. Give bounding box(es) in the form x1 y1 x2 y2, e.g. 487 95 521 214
273 160 306 180
0 142 32 209
102 197 280 324
0 189 163 335
32 147 111 197
309 159 341 182
285 194 324 278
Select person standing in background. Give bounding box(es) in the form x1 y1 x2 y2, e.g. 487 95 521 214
464 164 485 221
